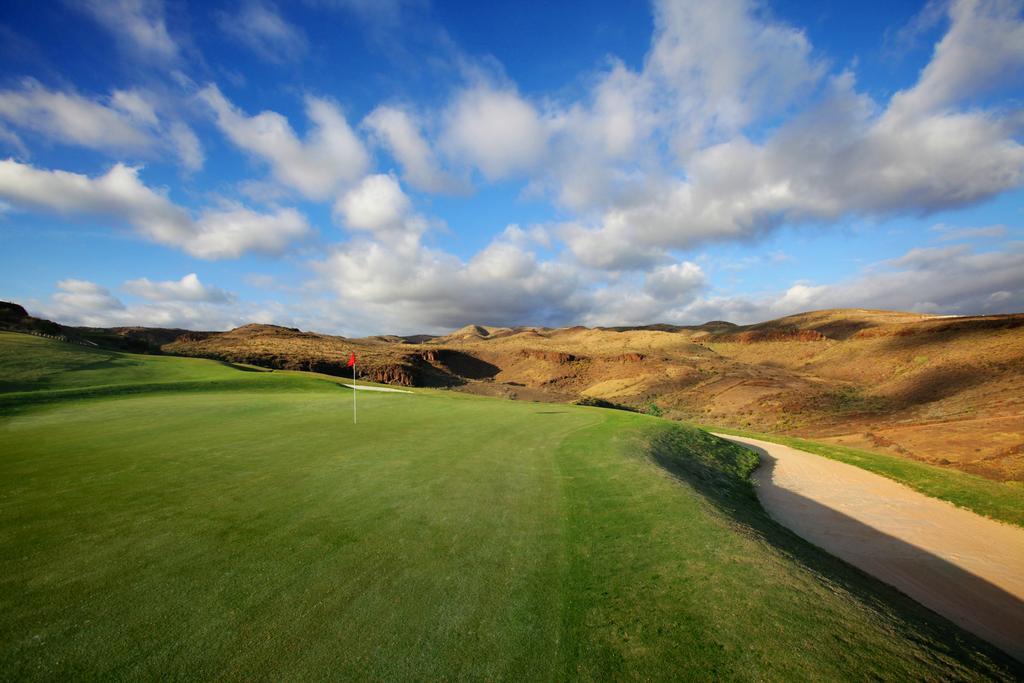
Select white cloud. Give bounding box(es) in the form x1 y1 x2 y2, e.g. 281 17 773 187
37 278 247 329
455 0 1023 269
52 279 127 320
220 1 308 63
169 121 204 172
648 0 823 155
123 273 234 303
572 260 708 327
0 80 154 151
111 89 159 125
516 0 824 215
932 223 1008 241
76 0 179 62
441 85 549 180
363 106 463 193
884 0 949 58
0 124 27 158
0 160 309 259
887 0 1024 122
14 0 1024 335
333 173 415 233
644 262 706 300
0 159 192 243
564 48 1024 267
313 231 586 331
560 221 667 271
192 205 311 259
649 243 1024 326
0 81 203 171
786 244 1024 315
200 84 369 199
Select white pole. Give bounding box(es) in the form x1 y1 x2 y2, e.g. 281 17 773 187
352 357 357 424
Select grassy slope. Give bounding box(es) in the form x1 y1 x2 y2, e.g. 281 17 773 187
0 332 1019 679
703 423 1024 528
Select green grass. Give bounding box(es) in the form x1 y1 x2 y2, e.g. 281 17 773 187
0 332 1020 679
703 423 1024 529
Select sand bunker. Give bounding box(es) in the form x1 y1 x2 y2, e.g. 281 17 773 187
342 384 413 393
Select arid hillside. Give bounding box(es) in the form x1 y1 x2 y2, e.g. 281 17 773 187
4 301 1022 481
422 311 1024 481
161 308 1024 481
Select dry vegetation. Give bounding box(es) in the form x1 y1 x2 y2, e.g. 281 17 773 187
163 309 1024 482
426 311 1024 482
10 299 1021 482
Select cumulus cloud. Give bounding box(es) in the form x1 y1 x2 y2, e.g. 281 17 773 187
559 221 667 271
37 278 251 329
560 0 1024 268
200 84 369 199
17 0 1024 335
0 81 203 171
641 243 1024 326
886 0 1024 122
647 0 823 155
363 106 463 193
0 80 154 151
220 1 308 63
644 261 706 300
123 273 234 303
775 244 1024 316
51 279 127 321
333 173 416 233
192 205 310 259
0 160 309 259
441 84 549 180
313 231 586 331
75 0 179 62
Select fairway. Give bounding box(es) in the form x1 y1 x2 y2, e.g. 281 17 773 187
0 332 1019 680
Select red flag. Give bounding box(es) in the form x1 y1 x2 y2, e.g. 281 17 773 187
346 353 356 367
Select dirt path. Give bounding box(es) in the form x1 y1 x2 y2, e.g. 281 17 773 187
714 434 1024 662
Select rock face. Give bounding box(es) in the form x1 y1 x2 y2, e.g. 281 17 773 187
519 349 577 363
366 364 417 386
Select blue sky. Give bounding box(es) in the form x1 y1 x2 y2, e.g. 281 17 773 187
0 0 1022 335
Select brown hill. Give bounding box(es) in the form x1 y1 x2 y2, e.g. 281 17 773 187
7 301 1022 482
162 309 1024 481
162 323 501 388
410 309 1024 482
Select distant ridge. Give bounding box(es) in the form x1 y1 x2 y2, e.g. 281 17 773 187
3 301 1022 481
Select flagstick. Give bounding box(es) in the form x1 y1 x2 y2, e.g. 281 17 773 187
352 357 357 425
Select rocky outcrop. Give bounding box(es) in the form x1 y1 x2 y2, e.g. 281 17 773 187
366 364 417 386
417 349 500 380
611 352 646 362
519 349 578 363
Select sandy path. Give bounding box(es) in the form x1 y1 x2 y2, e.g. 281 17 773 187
714 434 1024 661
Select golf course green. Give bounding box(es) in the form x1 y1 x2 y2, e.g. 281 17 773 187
0 331 1019 680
